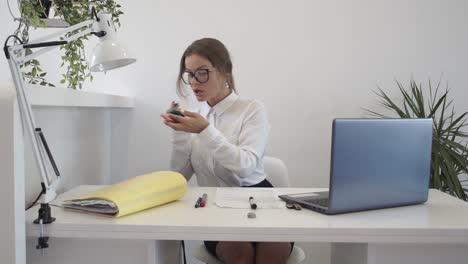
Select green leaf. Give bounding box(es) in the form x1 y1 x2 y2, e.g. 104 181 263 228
412 81 426 117
397 80 420 117
31 16 40 26
377 88 408 117
428 94 447 118
445 112 468 133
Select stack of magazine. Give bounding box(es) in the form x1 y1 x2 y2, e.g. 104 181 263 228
63 199 118 215
62 171 187 217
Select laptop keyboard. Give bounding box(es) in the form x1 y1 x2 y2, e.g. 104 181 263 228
305 198 329 207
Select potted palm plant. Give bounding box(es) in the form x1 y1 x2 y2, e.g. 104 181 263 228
365 79 468 201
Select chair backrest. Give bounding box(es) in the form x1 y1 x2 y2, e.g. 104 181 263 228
264 156 290 188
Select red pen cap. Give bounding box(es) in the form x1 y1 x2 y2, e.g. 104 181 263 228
200 193 207 207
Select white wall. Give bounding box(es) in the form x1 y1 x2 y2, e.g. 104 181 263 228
2 0 468 188
104 0 468 188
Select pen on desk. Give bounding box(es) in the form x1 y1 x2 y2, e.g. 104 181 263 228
249 196 257 210
200 193 207 207
195 197 202 208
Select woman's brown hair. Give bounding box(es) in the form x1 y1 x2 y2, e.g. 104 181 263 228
177 38 236 96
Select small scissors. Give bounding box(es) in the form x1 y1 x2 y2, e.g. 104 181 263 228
286 203 302 210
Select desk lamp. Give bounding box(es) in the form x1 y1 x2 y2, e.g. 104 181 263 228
3 6 136 251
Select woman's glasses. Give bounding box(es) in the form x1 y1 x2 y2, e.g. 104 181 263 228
182 68 216 84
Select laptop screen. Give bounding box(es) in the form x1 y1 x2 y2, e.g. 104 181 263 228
328 118 433 214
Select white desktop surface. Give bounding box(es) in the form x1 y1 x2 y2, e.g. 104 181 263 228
26 186 468 244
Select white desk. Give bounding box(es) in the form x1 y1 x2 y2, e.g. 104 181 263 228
26 186 468 264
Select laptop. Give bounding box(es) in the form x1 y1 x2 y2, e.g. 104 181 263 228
279 118 433 215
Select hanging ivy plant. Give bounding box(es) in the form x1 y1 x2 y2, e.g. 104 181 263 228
14 0 55 87
13 0 124 89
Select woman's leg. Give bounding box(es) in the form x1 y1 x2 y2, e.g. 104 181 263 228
212 179 292 263
255 242 292 264
245 179 293 263
216 241 255 264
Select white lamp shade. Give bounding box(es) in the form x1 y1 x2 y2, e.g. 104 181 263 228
89 39 136 72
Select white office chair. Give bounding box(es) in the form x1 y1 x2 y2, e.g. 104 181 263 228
192 156 306 264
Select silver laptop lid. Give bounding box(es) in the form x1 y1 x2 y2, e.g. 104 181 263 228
328 118 433 214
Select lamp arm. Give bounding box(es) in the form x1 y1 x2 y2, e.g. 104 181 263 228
8 19 94 65
2 20 96 207
6 55 60 204
5 44 59 255
24 19 94 47
3 19 98 204
4 7 134 203
4 13 117 206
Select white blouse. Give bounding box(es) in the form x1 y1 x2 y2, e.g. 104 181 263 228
170 92 270 187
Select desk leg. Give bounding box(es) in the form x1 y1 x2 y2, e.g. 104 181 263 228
367 243 468 264
149 240 182 264
332 243 468 264
331 243 367 264
27 238 161 264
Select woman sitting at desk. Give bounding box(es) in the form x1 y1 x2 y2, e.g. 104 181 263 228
161 38 292 264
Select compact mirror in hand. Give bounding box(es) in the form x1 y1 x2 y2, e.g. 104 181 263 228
161 107 185 123
167 108 185 117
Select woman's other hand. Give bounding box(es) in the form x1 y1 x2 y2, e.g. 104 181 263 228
163 110 209 133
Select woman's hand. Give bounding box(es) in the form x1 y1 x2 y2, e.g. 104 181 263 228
160 102 180 123
162 110 209 133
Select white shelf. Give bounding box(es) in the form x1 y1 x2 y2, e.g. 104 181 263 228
41 18 69 28
26 85 134 108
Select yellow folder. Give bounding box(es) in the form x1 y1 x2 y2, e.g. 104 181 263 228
63 171 187 217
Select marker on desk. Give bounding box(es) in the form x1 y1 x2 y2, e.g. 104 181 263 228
200 193 207 207
194 197 202 208
249 196 257 210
